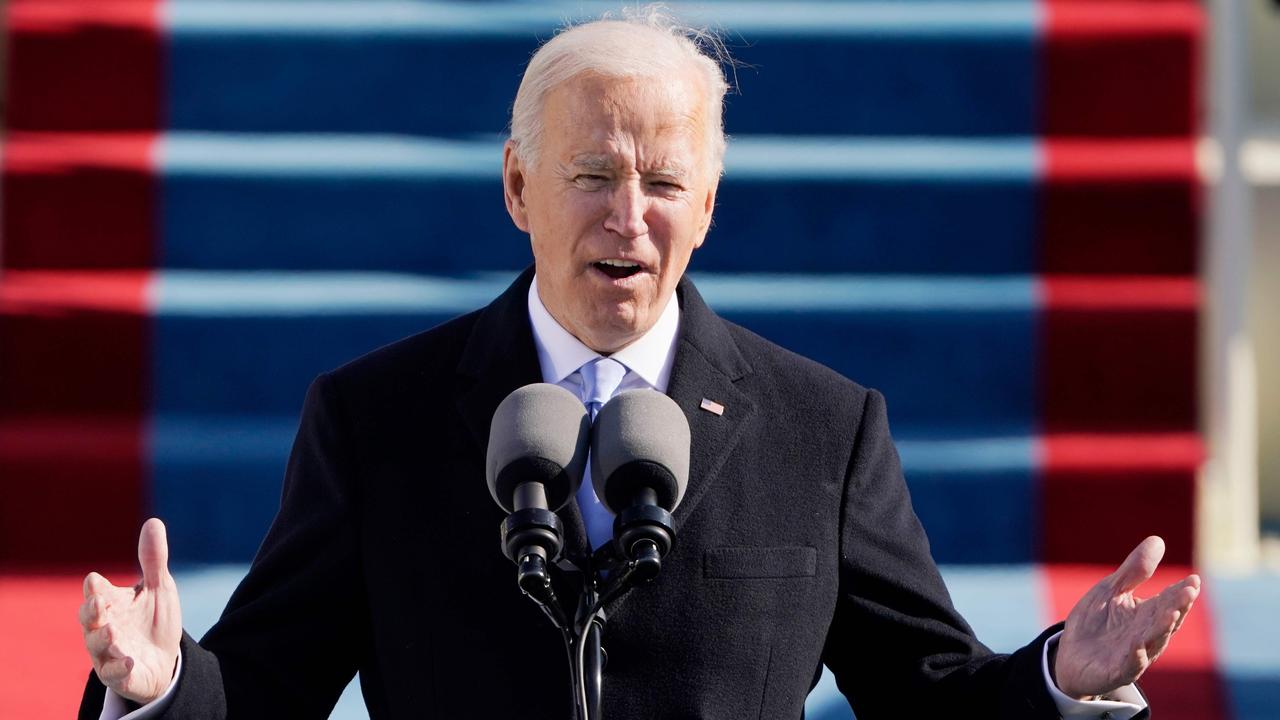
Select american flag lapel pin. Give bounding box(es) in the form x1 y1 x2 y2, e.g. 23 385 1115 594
699 398 725 416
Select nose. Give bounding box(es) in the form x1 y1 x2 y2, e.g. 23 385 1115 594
603 178 648 239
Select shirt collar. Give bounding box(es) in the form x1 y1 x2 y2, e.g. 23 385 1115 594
527 275 680 391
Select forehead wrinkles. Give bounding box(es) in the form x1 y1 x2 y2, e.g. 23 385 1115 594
544 74 709 179
580 114 702 175
602 78 704 139
559 75 702 132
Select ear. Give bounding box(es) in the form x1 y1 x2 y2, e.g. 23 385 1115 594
692 171 719 250
503 141 531 233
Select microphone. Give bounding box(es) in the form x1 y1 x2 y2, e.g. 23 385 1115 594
590 389 690 582
487 383 590 601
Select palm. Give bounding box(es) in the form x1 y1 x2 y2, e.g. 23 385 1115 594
1053 536 1200 699
80 519 183 704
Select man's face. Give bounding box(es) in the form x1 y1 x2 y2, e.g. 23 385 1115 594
503 72 719 354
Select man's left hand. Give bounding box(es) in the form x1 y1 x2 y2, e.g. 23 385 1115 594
1053 535 1200 700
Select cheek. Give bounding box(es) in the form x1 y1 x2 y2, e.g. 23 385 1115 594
651 206 700 261
545 194 607 237
577 192 614 223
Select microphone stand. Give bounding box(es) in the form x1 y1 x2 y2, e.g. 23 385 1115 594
574 577 605 720
511 539 664 720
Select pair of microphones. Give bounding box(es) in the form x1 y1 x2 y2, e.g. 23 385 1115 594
486 383 691 591
486 384 691 719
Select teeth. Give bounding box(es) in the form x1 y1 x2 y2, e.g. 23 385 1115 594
598 259 640 268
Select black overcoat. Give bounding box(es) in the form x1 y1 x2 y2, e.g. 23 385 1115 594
80 268 1080 719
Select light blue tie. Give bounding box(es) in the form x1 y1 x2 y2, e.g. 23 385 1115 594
577 357 628 550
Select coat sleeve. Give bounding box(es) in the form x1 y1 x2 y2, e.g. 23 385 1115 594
77 372 372 720
820 388 1064 719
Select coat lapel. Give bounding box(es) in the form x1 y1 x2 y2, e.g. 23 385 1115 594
455 266 543 453
601 277 757 618
665 277 757 533
454 266 592 563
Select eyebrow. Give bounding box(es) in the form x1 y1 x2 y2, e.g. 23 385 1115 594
570 155 616 173
569 155 690 179
648 166 688 180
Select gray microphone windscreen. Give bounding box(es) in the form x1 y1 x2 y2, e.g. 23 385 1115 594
486 383 590 513
591 390 690 513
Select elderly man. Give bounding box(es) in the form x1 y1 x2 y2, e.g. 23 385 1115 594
78 10 1198 720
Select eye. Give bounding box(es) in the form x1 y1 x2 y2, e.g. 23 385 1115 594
574 174 609 188
650 180 684 191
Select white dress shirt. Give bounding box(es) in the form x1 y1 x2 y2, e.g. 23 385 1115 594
102 276 1144 719
527 276 680 397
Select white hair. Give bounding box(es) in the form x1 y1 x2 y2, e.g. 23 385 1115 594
509 5 732 177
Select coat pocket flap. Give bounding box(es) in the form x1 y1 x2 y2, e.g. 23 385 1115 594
703 546 817 579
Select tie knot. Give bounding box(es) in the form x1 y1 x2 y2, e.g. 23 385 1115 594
580 357 628 409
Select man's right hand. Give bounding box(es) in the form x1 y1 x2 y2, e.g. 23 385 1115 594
80 518 183 705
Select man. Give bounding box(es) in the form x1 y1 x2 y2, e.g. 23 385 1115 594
79 10 1199 719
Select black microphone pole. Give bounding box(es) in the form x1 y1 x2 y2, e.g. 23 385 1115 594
584 608 604 719
574 578 605 720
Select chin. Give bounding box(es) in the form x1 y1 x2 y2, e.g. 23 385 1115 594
584 307 646 350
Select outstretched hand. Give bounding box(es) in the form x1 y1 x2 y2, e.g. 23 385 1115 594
1053 535 1200 700
79 518 183 705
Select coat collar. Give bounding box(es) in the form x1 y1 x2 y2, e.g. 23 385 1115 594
455 267 757 562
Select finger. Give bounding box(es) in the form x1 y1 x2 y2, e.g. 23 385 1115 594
96 656 135 687
83 572 114 600
78 594 109 631
1170 579 1201 634
1153 575 1200 615
1108 536 1166 594
138 518 170 590
1143 607 1182 657
1139 576 1197 641
1172 593 1198 634
86 623 127 661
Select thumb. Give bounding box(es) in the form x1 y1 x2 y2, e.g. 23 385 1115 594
1108 535 1165 594
138 518 171 590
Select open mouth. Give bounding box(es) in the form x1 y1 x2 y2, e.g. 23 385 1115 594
593 259 644 280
